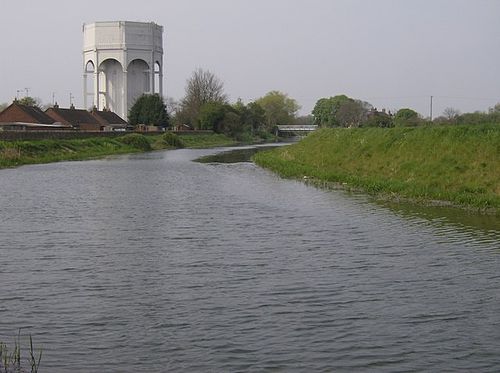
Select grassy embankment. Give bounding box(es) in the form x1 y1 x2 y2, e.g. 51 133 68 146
254 125 500 214
0 132 236 169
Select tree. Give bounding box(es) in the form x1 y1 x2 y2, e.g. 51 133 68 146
312 95 351 127
220 111 244 139
245 101 266 132
363 110 393 128
128 94 169 127
295 115 314 125
456 111 491 125
488 103 500 114
232 100 266 133
255 91 300 131
18 96 42 108
0 102 8 112
198 101 250 138
443 107 461 121
487 103 500 123
199 101 228 131
312 95 373 127
180 68 227 128
394 108 421 126
336 99 372 127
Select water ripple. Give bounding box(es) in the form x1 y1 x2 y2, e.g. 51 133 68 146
0 148 499 372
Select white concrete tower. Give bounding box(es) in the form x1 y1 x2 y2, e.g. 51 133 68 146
83 21 163 120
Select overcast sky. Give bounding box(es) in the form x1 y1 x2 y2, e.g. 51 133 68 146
1 0 499 117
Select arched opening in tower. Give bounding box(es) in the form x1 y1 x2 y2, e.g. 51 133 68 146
128 59 150 110
154 62 162 95
99 59 124 116
84 60 95 109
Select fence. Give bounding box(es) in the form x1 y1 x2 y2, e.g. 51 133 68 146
0 131 128 141
0 129 215 142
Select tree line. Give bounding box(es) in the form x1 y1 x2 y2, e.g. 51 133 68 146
129 69 500 136
129 68 301 141
3 68 499 136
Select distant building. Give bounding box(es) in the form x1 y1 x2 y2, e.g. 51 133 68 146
0 101 70 131
46 104 101 131
0 101 128 132
83 21 164 120
90 107 129 131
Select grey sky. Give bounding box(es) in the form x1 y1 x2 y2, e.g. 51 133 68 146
1 0 499 117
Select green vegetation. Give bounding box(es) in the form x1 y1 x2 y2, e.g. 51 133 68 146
128 93 169 127
254 91 300 130
159 132 185 148
254 125 500 213
394 108 420 127
17 96 43 109
172 68 300 140
176 133 236 148
0 333 42 373
117 133 152 151
177 68 228 127
0 132 236 169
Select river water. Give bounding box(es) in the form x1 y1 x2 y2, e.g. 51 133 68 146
0 145 499 372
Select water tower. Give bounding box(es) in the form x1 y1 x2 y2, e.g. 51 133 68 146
83 21 163 120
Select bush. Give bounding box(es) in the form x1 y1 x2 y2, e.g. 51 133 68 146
394 108 422 127
117 134 152 151
162 132 185 148
128 94 169 127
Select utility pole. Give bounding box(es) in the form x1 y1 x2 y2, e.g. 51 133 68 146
24 87 30 97
69 93 74 107
430 95 433 122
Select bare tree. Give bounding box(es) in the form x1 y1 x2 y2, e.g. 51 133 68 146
443 107 461 121
488 102 500 114
180 68 227 127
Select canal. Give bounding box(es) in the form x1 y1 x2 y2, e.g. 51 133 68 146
0 145 499 372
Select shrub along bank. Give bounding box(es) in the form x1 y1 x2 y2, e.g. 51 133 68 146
0 132 236 169
253 125 500 213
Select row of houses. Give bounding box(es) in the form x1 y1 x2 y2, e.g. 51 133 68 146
0 101 129 132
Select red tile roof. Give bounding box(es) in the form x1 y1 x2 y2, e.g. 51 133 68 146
91 109 128 125
45 106 100 126
0 102 56 124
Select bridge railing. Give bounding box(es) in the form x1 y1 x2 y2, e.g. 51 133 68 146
277 125 318 132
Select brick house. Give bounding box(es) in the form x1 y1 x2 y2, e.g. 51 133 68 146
90 107 129 131
0 101 70 130
45 104 101 131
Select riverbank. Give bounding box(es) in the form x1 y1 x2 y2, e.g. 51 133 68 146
253 125 500 214
0 132 237 169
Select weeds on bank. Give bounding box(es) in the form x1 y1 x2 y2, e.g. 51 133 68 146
0 332 42 373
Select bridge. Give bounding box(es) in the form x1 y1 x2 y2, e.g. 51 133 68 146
276 125 318 135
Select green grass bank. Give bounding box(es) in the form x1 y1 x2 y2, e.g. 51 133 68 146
0 132 236 169
254 125 500 214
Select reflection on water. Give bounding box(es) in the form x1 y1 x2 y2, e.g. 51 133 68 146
380 201 500 243
0 145 499 372
204 145 500 236
196 145 282 164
